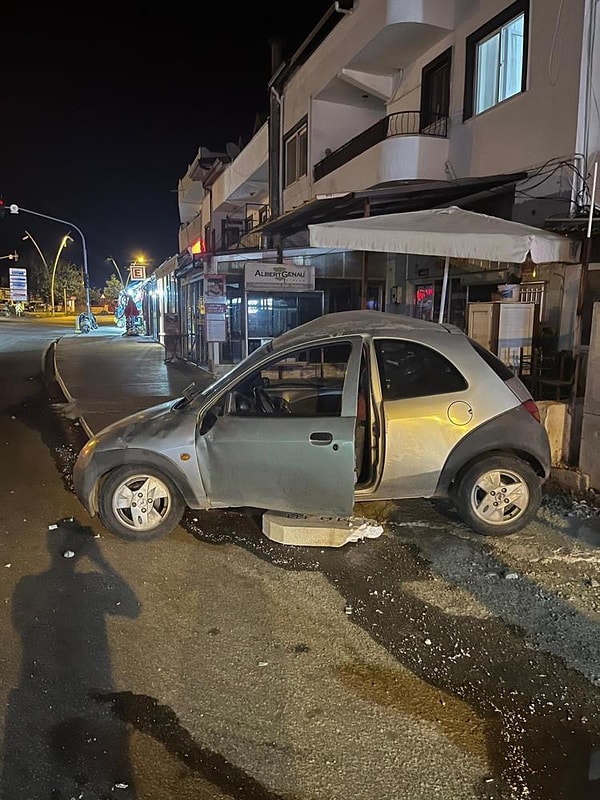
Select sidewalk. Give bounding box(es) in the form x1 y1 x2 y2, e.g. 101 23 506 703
52 325 215 437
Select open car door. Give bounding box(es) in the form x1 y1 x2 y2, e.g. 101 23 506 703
197 338 362 515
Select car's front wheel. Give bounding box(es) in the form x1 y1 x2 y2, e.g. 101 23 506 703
454 455 541 537
97 465 185 541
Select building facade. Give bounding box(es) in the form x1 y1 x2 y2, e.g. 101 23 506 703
152 0 599 391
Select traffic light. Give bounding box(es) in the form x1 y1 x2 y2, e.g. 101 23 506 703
0 197 5 219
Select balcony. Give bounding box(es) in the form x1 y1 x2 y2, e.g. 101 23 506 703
313 111 448 183
178 213 209 257
290 0 456 108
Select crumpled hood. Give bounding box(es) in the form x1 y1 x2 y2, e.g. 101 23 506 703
92 399 193 450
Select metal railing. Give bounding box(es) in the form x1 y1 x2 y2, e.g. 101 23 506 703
313 111 449 182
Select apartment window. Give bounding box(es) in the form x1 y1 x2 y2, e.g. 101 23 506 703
464 0 528 120
284 118 308 188
420 48 451 133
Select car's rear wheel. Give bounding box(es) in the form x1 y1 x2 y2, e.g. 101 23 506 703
98 465 185 541
454 455 541 536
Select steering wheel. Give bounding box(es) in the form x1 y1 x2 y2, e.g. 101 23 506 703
273 396 292 415
253 386 277 415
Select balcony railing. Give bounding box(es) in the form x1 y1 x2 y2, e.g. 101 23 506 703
313 111 449 182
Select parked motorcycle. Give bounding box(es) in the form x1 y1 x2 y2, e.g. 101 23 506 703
78 311 98 334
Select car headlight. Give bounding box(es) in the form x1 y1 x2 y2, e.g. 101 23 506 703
78 437 98 465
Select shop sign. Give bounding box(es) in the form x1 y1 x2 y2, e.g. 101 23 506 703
9 267 28 301
244 263 315 292
204 302 227 314
206 310 227 342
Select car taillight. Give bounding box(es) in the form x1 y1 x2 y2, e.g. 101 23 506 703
522 399 541 422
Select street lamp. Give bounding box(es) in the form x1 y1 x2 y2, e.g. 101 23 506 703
8 205 92 319
105 256 125 287
22 231 50 278
50 234 73 315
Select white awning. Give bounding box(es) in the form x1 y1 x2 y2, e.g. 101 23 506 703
308 206 581 264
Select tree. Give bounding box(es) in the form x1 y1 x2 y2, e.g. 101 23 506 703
53 261 85 309
89 287 105 307
102 274 123 305
18 256 51 301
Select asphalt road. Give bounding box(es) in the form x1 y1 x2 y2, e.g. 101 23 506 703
0 317 599 800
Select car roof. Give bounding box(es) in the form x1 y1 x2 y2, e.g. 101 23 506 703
271 310 463 350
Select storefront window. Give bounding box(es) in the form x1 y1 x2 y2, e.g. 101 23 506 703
246 292 323 354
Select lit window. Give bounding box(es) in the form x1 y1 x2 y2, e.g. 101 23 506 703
464 1 528 120
475 13 524 113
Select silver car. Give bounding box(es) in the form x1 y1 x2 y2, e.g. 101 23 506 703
73 310 551 541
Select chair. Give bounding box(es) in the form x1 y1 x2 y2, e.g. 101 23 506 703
518 347 539 395
536 350 574 401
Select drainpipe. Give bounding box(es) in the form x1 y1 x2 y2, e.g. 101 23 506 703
361 199 370 309
201 177 218 371
268 39 286 257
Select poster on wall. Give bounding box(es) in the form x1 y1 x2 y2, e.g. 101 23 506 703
203 274 227 342
205 274 226 300
205 303 227 341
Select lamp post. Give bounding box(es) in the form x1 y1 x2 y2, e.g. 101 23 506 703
106 256 126 287
50 233 73 315
22 231 50 279
9 205 92 318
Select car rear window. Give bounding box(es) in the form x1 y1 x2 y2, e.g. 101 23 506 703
467 338 515 380
375 339 467 400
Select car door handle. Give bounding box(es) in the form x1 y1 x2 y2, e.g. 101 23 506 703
310 431 333 445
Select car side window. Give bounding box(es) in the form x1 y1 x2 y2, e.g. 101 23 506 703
228 341 352 416
374 339 467 400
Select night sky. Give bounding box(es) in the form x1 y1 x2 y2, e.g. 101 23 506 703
1 3 333 287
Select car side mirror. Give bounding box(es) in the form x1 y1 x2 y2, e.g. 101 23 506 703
199 406 220 435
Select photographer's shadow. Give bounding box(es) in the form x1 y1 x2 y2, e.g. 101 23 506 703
1 520 140 799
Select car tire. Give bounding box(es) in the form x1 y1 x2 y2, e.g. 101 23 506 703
454 455 541 537
97 465 185 541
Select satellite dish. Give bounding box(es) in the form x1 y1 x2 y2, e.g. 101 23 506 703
226 142 240 159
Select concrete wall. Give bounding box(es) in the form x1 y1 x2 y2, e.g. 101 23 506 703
580 301 600 489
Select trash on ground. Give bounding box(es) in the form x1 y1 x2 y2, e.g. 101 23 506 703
344 516 384 544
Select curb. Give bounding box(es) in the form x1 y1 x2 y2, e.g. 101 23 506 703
51 337 94 439
550 466 591 494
